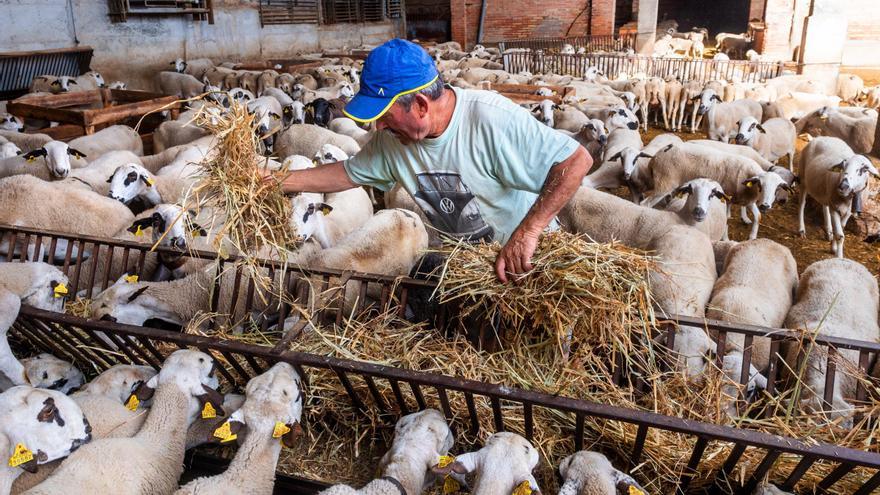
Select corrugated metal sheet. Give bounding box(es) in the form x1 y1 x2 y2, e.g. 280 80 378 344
0 46 93 100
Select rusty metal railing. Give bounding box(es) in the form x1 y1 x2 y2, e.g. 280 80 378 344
9 306 880 494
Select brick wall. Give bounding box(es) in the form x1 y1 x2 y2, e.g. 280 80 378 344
841 0 880 66
451 0 602 48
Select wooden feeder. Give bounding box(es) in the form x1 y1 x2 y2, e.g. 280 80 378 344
7 89 181 141
476 82 574 104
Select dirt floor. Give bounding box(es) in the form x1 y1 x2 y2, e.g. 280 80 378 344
630 124 880 276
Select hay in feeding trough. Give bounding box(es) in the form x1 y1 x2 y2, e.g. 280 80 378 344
189 100 297 258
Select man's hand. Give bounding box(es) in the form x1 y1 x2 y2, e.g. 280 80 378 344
495 228 540 283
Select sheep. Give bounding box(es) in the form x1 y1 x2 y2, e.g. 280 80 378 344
431 432 539 495
706 239 798 371
794 106 876 154
0 386 92 495
157 72 205 99
260 88 301 125
174 363 303 495
782 258 879 425
774 92 841 120
107 162 199 208
0 115 24 133
0 142 21 159
649 225 717 318
718 33 752 58
557 450 646 495
304 98 341 128
384 184 440 247
733 116 796 168
613 133 683 201
328 118 371 147
247 96 284 152
695 89 762 142
107 81 127 90
579 105 639 133
653 178 731 241
274 124 360 160
203 67 236 88
0 175 135 252
759 101 784 121
152 117 210 154
796 136 879 257
24 349 224 495
1 140 89 180
643 142 791 239
642 77 668 130
67 125 143 158
551 105 591 133
837 73 864 104
664 77 685 131
531 99 557 127
20 355 84 395
687 140 776 171
256 70 279 97
865 85 880 109
0 132 51 154
72 71 106 91
559 119 607 161
580 127 639 190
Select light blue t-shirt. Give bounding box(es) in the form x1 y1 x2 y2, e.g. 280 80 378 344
343 87 579 244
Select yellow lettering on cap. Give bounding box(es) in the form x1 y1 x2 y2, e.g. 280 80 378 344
125 394 139 411
201 402 216 419
124 274 139 284
272 422 291 439
8 443 34 468
53 283 68 298
512 480 532 495
213 421 237 443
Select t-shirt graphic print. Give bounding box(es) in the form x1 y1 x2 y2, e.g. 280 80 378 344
412 171 494 241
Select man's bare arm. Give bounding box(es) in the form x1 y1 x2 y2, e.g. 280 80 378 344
495 146 591 282
266 161 360 194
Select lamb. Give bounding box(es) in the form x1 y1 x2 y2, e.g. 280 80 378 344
783 258 879 425
23 349 224 495
560 120 607 161
706 239 798 371
107 162 199 208
274 124 360 160
733 116 796 168
643 142 791 239
157 72 205 99
774 92 841 120
0 175 135 248
328 118 371 147
617 133 683 201
0 386 92 495
653 178 731 241
319 409 454 495
532 99 557 127
67 125 143 158
837 73 864 104
794 106 876 154
175 363 303 495
796 136 879 257
580 128 639 191
648 225 717 318
2 140 89 180
557 450 646 495
431 432 539 495
695 89 762 142
20 355 84 395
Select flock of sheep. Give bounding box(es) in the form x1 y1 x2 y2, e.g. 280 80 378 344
0 30 878 494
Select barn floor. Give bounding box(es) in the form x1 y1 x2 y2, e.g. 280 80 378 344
632 125 880 276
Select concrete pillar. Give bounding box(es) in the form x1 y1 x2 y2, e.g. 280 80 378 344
797 0 846 93
635 0 657 54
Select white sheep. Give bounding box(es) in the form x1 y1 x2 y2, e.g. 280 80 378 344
653 178 731 241
0 115 25 133
837 73 864 105
175 362 303 495
579 127 639 192
157 72 205 99
59 150 145 196
617 133 683 202
648 225 717 318
688 140 776 171
107 162 199 207
328 118 371 147
733 116 796 169
70 72 105 91
0 142 21 159
20 355 84 395
796 136 878 257
783 258 879 425
3 141 89 180
274 124 360 160
794 106 876 154
0 386 92 494
24 349 224 495
774 92 841 120
431 432 539 495
695 89 762 142
532 99 558 127
0 132 51 154
707 239 798 371
557 450 646 495
152 119 210 154
560 119 608 161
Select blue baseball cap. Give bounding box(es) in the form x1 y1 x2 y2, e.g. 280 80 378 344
343 39 439 123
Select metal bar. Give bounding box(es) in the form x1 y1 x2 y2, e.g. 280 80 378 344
678 437 709 492
490 396 504 432
364 375 388 412
464 392 479 435
409 382 427 410
629 423 649 469
738 450 781 495
388 379 409 414
715 443 748 491
854 470 880 495
334 368 365 412
436 386 453 420
219 351 252 383
574 414 584 451
817 463 855 492
822 347 837 412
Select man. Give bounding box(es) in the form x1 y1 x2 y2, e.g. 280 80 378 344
268 39 591 282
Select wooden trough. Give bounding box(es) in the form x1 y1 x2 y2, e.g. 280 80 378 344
6 89 181 140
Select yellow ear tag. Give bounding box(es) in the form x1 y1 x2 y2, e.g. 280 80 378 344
443 476 462 494
272 422 291 439
320 206 331 216
437 455 456 468
125 394 139 411
201 402 217 419
53 283 68 298
8 443 34 468
26 156 36 163
124 274 139 284
213 421 237 443
512 480 533 495
145 178 155 187
134 225 144 237
745 181 753 188
628 487 645 495
191 229 201 238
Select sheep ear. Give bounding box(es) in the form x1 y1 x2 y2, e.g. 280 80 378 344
196 384 226 418
713 190 732 202
270 112 281 121
127 286 149 303
608 151 623 162
611 469 646 495
22 148 47 162
190 223 208 238
637 152 653 159
661 143 674 153
756 124 766 133
711 94 721 102
674 184 693 198
127 376 157 408
829 161 845 173
317 203 333 216
67 148 87 159
742 178 759 188
281 422 303 448
127 218 153 234
558 455 573 477
36 397 64 427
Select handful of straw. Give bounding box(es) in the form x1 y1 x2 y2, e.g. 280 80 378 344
190 100 296 257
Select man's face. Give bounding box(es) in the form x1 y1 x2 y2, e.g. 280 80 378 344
375 95 432 145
